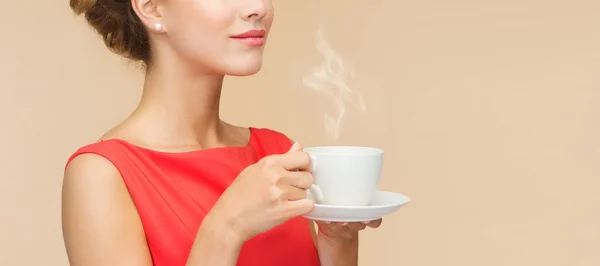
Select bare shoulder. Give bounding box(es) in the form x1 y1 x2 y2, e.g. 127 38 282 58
64 153 120 183
63 154 128 207
62 154 152 266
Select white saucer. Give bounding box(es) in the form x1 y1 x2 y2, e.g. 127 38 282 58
303 190 410 222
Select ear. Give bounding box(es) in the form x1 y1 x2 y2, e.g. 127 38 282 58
131 0 166 32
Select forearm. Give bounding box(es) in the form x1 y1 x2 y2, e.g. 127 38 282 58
186 215 243 266
317 233 359 266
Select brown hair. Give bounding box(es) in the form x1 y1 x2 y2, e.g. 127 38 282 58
70 0 151 62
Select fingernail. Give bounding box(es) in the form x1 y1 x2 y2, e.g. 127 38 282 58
362 221 370 224
289 142 299 151
341 222 348 226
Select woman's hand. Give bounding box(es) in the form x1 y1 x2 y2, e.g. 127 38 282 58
204 142 315 243
312 219 383 266
316 219 383 241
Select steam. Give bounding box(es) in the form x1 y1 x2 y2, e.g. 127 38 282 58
302 26 367 140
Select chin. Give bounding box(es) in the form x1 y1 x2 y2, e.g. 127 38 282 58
224 61 263 76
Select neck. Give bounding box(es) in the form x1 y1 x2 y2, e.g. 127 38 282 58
132 58 226 147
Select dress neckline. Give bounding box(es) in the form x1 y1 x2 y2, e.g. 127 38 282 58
99 127 257 156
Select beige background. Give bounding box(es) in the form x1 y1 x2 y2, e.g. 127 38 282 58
1 0 599 265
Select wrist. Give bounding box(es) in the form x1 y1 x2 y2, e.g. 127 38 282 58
199 212 245 248
316 232 359 266
186 213 245 266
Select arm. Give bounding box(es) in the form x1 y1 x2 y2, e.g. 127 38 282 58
62 154 153 266
309 221 359 266
62 154 244 266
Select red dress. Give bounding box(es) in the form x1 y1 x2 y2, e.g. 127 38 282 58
66 127 320 266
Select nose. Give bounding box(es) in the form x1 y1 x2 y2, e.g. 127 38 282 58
240 0 268 21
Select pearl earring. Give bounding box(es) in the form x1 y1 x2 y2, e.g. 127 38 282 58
154 23 164 32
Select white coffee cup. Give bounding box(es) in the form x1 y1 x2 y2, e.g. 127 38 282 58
304 146 384 206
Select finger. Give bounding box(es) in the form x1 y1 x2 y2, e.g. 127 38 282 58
288 141 302 152
345 222 367 231
316 224 336 237
283 198 314 216
280 170 313 190
279 148 311 171
315 221 338 231
324 224 354 239
316 222 343 235
315 220 332 227
284 187 307 201
366 218 383 228
333 222 365 231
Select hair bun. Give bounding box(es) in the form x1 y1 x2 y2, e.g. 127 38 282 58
69 0 150 63
70 0 97 15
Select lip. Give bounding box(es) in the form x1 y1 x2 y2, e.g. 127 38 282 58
231 29 266 47
231 29 266 38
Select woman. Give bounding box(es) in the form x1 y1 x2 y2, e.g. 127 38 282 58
62 0 383 265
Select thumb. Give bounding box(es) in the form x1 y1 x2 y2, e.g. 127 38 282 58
288 141 303 153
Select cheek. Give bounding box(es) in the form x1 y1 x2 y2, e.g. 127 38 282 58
166 1 235 57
